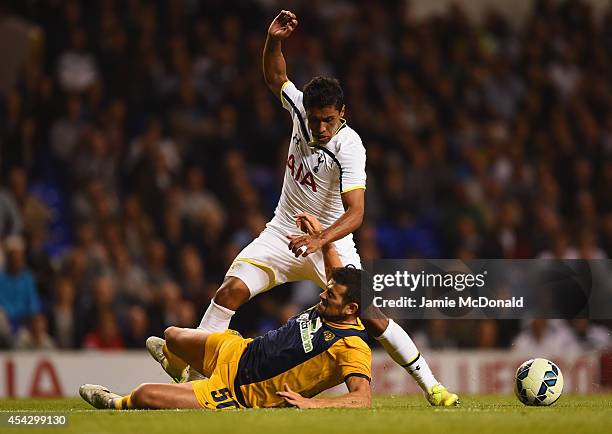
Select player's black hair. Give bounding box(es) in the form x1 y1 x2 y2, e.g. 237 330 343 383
303 77 344 111
331 265 369 308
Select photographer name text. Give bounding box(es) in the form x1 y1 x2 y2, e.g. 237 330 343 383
373 296 524 308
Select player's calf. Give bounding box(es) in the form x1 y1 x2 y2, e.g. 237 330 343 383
80 383 201 410
132 383 201 409
212 278 250 311
369 318 461 406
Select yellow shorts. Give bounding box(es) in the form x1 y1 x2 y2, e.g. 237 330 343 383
191 330 250 410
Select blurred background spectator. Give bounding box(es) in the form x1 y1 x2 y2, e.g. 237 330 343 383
0 236 40 331
512 319 581 353
15 312 55 350
0 0 610 350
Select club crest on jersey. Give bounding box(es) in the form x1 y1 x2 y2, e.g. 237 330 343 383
297 312 322 353
314 153 325 173
287 154 317 192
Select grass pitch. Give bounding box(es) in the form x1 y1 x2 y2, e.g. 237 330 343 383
1 395 611 434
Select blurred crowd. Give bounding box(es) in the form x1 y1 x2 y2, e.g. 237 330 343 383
0 0 611 352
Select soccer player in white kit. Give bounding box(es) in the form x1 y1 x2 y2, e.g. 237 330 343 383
150 10 458 406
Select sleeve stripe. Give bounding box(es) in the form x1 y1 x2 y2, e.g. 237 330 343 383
279 80 291 105
282 89 312 143
344 373 372 383
312 145 343 193
341 185 366 194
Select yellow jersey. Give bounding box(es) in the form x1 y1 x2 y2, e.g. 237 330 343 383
234 306 371 408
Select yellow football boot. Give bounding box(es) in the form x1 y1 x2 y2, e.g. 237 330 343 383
427 383 460 406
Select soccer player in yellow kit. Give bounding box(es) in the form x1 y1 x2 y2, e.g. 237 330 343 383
80 217 371 409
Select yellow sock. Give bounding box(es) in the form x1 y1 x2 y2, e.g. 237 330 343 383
113 394 134 410
163 343 188 371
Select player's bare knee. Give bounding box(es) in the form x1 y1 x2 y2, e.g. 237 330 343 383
164 326 182 346
213 279 250 311
163 326 176 341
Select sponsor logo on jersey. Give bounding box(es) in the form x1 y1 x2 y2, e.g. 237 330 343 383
287 154 318 192
297 312 322 353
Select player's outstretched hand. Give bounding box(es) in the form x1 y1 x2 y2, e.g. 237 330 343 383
268 10 298 40
295 212 323 235
276 383 317 409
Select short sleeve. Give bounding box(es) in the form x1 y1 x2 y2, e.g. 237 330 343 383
279 81 305 117
336 137 367 193
332 337 372 382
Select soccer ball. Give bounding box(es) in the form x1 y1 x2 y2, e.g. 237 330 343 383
514 358 563 406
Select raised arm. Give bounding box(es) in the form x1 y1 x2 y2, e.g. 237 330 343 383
277 376 371 409
263 10 298 97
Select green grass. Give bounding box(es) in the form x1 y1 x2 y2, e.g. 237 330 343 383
1 395 612 434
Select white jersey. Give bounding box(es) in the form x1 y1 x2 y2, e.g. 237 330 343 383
266 81 367 254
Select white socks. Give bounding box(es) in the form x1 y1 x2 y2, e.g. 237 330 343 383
375 319 438 392
198 300 235 332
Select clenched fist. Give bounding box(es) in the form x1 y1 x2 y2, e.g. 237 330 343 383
268 10 298 40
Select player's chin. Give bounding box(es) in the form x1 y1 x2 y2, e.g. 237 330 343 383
314 136 331 144
315 302 325 314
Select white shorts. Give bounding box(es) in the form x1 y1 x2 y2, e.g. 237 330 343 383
225 227 361 298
